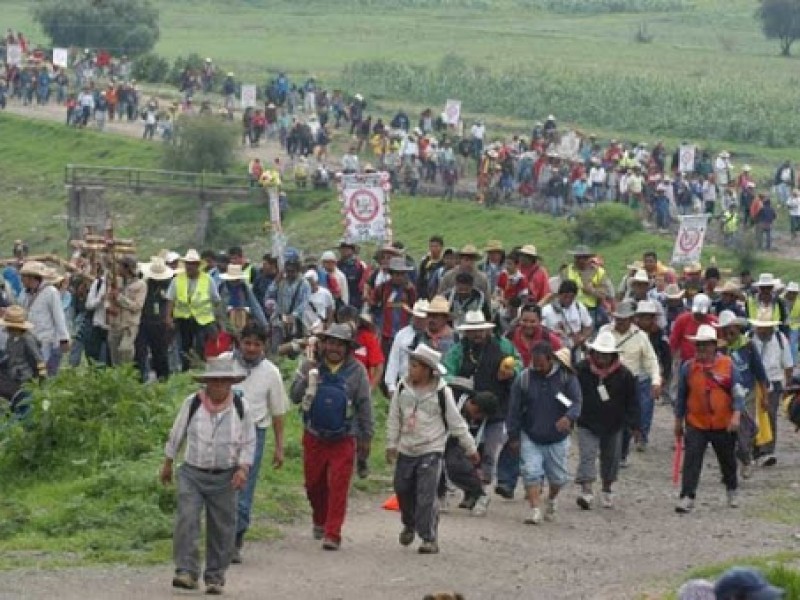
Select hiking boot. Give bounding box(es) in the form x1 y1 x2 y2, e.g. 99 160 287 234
471 494 491 517
230 546 242 565
458 494 478 510
494 485 514 500
576 493 594 511
205 582 224 595
675 497 695 514
544 498 557 522
524 507 542 525
399 526 415 547
760 455 777 468
321 537 340 551
741 463 753 480
172 572 199 590
312 525 324 540
601 492 615 509
418 540 439 554
357 458 370 479
727 490 740 508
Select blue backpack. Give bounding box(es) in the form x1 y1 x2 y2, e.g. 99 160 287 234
306 366 355 440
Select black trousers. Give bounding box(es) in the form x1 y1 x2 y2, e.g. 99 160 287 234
680 425 738 499
135 319 171 380
85 326 108 365
175 318 212 372
438 438 484 499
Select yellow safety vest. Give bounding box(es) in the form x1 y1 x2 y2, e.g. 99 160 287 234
722 210 738 234
173 272 215 325
787 299 800 331
746 296 781 322
566 264 606 308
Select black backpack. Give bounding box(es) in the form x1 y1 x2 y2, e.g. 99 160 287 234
396 381 449 430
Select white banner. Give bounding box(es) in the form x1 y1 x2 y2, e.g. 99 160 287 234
672 214 710 266
52 47 69 68
679 144 695 174
558 130 581 161
266 188 286 269
444 99 461 126
342 185 388 243
240 84 257 109
6 44 22 66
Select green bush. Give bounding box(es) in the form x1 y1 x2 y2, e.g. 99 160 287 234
167 53 208 87
517 0 689 13
0 366 193 475
570 204 642 246
163 115 239 174
132 53 170 83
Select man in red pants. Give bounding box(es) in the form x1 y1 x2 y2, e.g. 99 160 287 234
290 323 373 550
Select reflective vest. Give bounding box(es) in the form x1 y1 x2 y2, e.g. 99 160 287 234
722 210 738 234
746 297 781 322
685 356 735 431
787 298 800 331
565 264 606 308
173 272 215 325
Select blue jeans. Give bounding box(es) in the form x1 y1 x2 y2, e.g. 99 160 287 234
520 434 570 487
622 376 653 458
549 195 563 216
791 329 800 366
495 441 520 491
236 427 266 536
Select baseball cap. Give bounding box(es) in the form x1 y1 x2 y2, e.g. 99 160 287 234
714 567 783 600
691 293 710 314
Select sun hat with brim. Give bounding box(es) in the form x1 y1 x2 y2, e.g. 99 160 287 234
388 257 413 272
687 324 717 343
318 323 359 346
165 251 181 264
627 260 644 271
612 301 636 319
221 264 247 281
0 306 33 330
380 245 402 256
182 249 202 263
587 331 619 354
43 267 65 285
19 261 47 278
554 347 574 372
484 240 504 253
568 244 594 256
714 280 743 298
630 269 649 284
320 250 337 262
144 256 174 281
404 299 430 318
786 282 800 294
635 300 658 315
714 567 783 600
518 244 539 258
457 310 495 331
408 343 447 375
664 284 685 300
683 262 702 274
192 356 247 383
714 310 748 329
304 269 319 283
458 244 481 258
425 295 451 316
755 273 777 287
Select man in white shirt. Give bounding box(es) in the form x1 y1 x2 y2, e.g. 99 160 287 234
320 251 349 307
588 159 606 203
787 189 800 239
303 269 334 331
470 121 485 160
541 279 593 351
85 271 109 365
749 312 794 467
227 323 287 563
384 300 429 395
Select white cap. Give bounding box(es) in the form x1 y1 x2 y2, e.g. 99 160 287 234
304 269 318 282
691 293 711 315
165 251 181 264
320 250 337 262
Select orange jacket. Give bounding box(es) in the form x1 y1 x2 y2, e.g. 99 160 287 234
685 356 735 430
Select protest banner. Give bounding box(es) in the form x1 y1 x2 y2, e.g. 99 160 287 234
444 99 461 126
679 144 696 174
671 214 709 265
240 84 257 109
53 48 69 68
340 173 391 244
6 44 22 67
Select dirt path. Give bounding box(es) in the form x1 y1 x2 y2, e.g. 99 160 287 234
1 403 799 600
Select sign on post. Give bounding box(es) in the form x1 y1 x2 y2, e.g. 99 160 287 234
339 173 391 244
53 47 69 68
444 99 461 126
672 214 709 266
679 144 696 174
240 84 257 109
6 44 22 66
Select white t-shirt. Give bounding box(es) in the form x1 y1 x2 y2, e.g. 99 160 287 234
788 196 800 217
471 124 485 140
305 287 334 329
226 354 289 429
542 301 592 348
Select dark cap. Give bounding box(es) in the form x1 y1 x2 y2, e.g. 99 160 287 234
714 567 783 600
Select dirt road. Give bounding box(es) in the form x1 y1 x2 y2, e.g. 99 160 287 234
1 401 799 600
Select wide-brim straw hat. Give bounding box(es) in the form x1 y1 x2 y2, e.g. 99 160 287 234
458 244 481 258
664 284 685 300
714 310 748 329
587 331 619 353
404 300 430 318
0 305 33 330
457 310 494 331
425 295 451 316
754 273 777 288
407 343 447 375
518 244 539 258
388 257 413 272
484 240 504 253
192 356 247 383
182 249 202 263
220 264 247 281
19 260 47 278
318 323 360 346
715 280 743 298
687 324 718 343
749 308 779 329
144 256 175 281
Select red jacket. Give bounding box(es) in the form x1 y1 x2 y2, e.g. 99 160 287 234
669 312 718 361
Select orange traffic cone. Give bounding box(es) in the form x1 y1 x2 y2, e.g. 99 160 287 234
382 494 400 511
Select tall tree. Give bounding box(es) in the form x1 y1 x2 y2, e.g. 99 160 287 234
32 0 159 56
756 0 800 56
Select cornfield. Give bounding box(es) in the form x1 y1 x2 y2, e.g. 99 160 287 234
517 0 691 13
341 58 798 147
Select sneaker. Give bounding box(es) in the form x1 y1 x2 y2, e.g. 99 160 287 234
760 455 777 468
576 493 594 510
321 537 340 551
601 492 615 509
675 497 695 514
524 507 542 525
741 463 753 480
471 494 491 517
494 485 514 500
619 457 629 469
312 525 324 540
458 494 478 510
418 540 439 554
172 572 198 590
727 490 740 508
205 582 224 595
399 526 415 547
544 498 557 521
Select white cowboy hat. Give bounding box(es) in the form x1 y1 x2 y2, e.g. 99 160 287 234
304 269 319 283
182 249 202 263
406 299 430 319
785 282 800 294
714 310 747 329
518 244 539 258
630 269 650 284
664 284 684 300
457 310 495 331
408 343 447 375
425 295 451 316
754 273 777 288
612 301 636 319
635 300 658 315
0 305 33 331
220 264 247 281
687 324 717 343
388 257 413 272
320 250 337 262
165 251 181 264
19 261 47 278
144 256 174 281
191 356 247 383
587 331 619 354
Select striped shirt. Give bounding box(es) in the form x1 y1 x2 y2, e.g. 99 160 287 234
164 393 256 470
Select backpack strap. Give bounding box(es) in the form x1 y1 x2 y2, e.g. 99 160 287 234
397 380 449 431
185 391 245 436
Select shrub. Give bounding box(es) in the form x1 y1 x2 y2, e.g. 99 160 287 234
132 53 170 83
163 115 239 174
167 53 208 87
569 204 642 246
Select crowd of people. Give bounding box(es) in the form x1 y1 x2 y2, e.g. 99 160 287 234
1 230 798 594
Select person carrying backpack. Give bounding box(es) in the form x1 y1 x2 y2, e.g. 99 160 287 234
161 356 256 595
290 323 373 551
